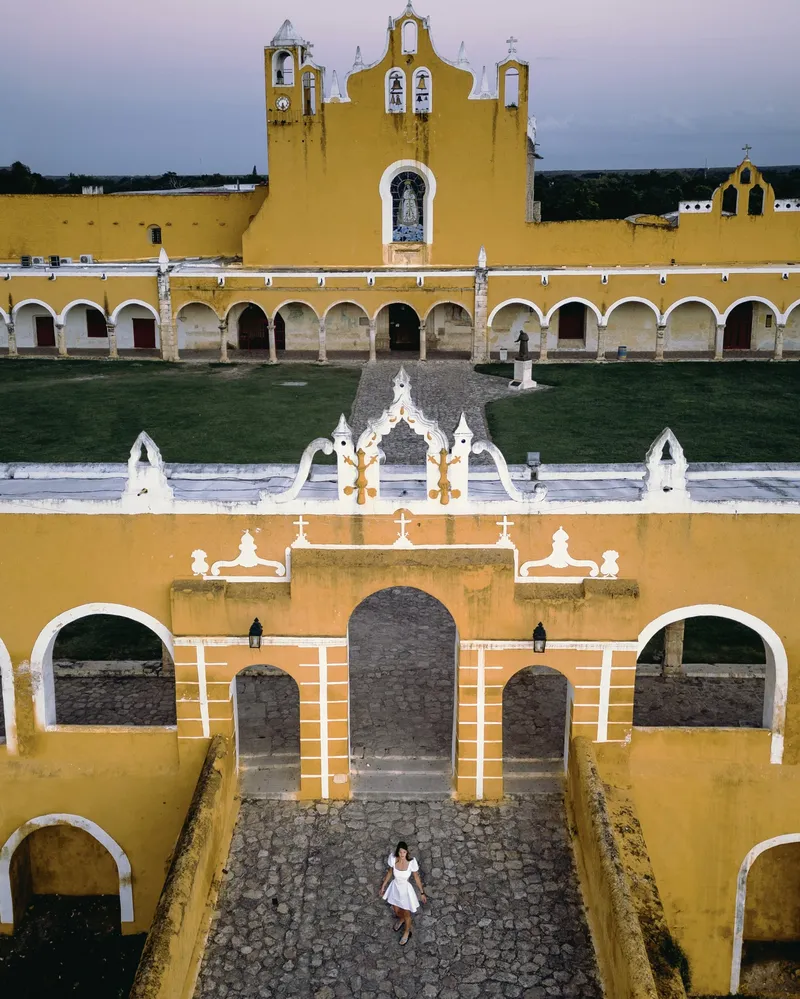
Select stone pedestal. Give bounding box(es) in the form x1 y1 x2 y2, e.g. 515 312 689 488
509 358 537 391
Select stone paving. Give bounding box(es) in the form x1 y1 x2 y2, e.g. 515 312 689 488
53 675 176 727
348 361 511 463
194 797 603 999
632 674 765 728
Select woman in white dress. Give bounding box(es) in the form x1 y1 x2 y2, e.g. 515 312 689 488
379 840 426 945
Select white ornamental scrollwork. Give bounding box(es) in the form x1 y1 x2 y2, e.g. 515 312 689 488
191 530 287 580
519 527 619 580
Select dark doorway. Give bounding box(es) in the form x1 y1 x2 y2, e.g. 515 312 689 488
274 312 286 351
235 666 300 798
724 302 753 350
388 304 421 352
558 302 586 341
502 665 570 794
35 316 56 347
132 318 156 349
238 304 269 349
86 308 107 338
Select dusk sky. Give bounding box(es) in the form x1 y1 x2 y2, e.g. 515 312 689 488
2 0 798 175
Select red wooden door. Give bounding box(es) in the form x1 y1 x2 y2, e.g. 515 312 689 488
35 315 56 346
723 302 752 350
238 305 269 349
133 318 157 349
558 302 586 340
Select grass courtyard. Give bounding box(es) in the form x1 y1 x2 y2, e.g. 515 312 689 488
0 360 361 463
477 361 800 464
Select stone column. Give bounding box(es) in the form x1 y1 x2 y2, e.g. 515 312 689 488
662 620 685 676
267 318 278 364
773 324 785 361
7 321 18 357
713 323 725 361
539 324 549 363
419 319 427 361
218 320 229 363
318 319 327 363
595 325 606 362
655 324 667 361
368 319 377 363
156 266 178 361
55 323 67 357
472 254 489 362
106 321 119 359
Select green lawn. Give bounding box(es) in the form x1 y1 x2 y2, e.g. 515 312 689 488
638 618 766 665
477 362 800 463
0 360 361 463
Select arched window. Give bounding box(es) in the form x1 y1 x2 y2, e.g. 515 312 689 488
390 171 426 242
412 68 432 113
148 225 162 245
274 51 294 87
504 68 520 108
386 68 406 113
402 20 418 54
722 185 738 215
302 72 316 115
740 167 752 185
748 184 764 216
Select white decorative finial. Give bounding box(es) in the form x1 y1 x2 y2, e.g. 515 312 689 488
333 413 353 440
354 45 363 68
506 36 518 55
478 66 492 98
454 413 473 438
457 41 469 66
329 70 342 100
478 246 487 268
158 246 169 272
644 428 688 497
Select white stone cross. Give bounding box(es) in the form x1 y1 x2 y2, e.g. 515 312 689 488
496 515 515 545
506 36 518 54
293 515 309 544
742 143 752 158
394 510 413 546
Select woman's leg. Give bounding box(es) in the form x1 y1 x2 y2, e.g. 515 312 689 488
400 908 412 943
391 905 404 930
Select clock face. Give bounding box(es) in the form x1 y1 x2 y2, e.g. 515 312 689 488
275 96 291 112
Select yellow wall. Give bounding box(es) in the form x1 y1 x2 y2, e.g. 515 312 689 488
744 842 800 941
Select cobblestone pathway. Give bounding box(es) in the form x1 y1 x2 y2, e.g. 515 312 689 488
54 675 176 726
194 797 603 999
633 675 764 728
348 361 510 463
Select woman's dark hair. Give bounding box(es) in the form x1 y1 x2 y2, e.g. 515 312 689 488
394 840 413 861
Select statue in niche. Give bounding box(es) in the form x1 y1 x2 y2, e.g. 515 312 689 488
400 182 420 226
514 330 530 360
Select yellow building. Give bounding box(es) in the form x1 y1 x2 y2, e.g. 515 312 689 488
1 3 798 364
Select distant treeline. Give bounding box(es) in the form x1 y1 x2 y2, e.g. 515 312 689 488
2 160 799 222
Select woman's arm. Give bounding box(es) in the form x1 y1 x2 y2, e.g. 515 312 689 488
413 869 427 902
379 867 393 897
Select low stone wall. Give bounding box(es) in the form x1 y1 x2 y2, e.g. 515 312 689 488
129 736 238 999
567 737 661 999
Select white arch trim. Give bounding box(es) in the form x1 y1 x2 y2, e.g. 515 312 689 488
730 833 800 993
0 638 15 753
31 603 174 730
369 301 423 324
57 299 106 324
11 299 57 320
109 300 160 324
782 298 800 323
602 297 663 325
662 297 723 324
0 307 9 324
0 813 133 927
422 300 473 323
274 300 321 321
721 296 782 323
223 300 267 322
544 297 604 327
379 159 437 245
487 299 544 326
322 300 369 322
175 301 222 321
638 604 787 765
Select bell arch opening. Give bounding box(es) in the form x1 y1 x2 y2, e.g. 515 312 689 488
233 664 300 799
502 663 572 794
347 586 457 799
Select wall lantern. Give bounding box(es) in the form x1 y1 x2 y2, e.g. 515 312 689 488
248 618 263 649
533 622 547 654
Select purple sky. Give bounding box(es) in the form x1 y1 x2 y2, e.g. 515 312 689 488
2 0 798 174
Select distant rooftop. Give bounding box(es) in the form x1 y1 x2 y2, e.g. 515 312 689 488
109 184 258 196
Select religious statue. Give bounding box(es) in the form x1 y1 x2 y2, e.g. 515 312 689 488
400 182 419 226
514 330 530 360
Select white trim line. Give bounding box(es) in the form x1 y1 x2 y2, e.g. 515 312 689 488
0 814 133 927
109 299 160 324
318 647 329 799
461 640 639 652
0 639 16 753
476 648 485 800
597 647 613 742
638 604 787 764
174 636 347 647
196 643 210 738
730 834 800 993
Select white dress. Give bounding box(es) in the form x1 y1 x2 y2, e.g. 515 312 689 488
382 854 420 913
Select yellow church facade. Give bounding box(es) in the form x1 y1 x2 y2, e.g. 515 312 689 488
1 3 799 364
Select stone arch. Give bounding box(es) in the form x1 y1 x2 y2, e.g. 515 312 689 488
662 297 724 324
175 301 222 351
0 637 14 753
638 604 787 764
722 296 781 323
273 50 294 87
783 299 800 324
730 833 800 993
58 299 106 324
544 297 603 327
379 160 437 245
0 813 133 928
109 300 160 325
487 300 543 358
322 301 370 354
11 299 57 321
274 300 319 354
0 306 9 325
372 302 422 354
423 301 473 355
601 297 663 325
488 299 545 327
30 603 174 731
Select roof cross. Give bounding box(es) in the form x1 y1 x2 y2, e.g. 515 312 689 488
393 509 414 547
496 515 515 546
293 515 309 545
742 143 752 158
506 36 518 54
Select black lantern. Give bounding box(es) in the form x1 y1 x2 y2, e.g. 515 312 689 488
248 618 263 649
533 622 547 654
